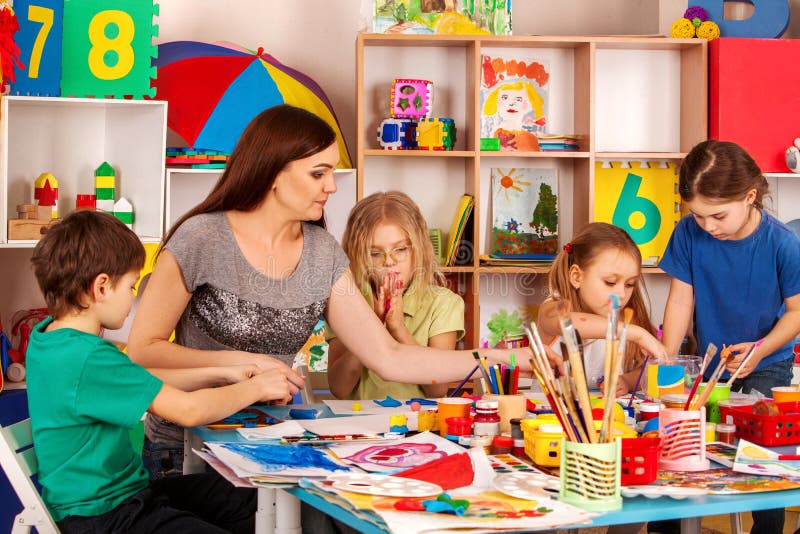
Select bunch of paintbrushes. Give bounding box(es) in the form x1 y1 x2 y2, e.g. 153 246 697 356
687 340 763 411
599 304 633 443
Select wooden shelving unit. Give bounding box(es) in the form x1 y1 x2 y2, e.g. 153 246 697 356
357 34 707 348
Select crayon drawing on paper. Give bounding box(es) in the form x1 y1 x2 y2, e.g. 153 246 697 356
481 54 550 151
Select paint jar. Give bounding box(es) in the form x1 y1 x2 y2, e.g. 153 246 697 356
639 402 660 422
491 435 514 455
509 418 526 457
660 394 689 410
717 423 736 445
445 416 472 439
470 435 493 455
437 397 473 437
705 422 716 444
473 400 500 437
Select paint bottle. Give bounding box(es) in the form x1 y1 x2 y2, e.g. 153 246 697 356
473 400 500 437
491 435 514 455
509 418 526 457
717 423 736 445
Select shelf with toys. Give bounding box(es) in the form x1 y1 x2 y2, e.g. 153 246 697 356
357 34 706 348
0 96 168 246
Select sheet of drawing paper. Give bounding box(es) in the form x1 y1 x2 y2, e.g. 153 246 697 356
327 431 463 473
733 439 800 478
205 442 351 478
323 398 435 416
193 449 256 488
236 420 307 440
301 413 418 435
303 477 596 533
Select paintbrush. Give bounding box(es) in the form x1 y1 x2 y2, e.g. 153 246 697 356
449 364 480 397
692 345 733 410
726 339 764 386
602 308 632 442
627 354 649 408
556 296 597 443
684 343 718 410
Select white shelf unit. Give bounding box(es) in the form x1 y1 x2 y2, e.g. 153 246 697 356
1 96 167 245
357 35 707 347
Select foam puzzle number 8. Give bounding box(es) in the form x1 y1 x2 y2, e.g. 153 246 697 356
12 0 158 98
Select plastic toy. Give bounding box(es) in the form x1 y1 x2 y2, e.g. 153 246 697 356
389 413 409 434
95 161 115 212
113 197 134 229
377 118 417 149
786 138 800 174
417 117 456 151
352 402 363 412
76 194 96 211
670 6 720 41
34 172 58 219
390 79 433 119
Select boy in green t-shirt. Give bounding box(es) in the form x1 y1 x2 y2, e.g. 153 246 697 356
26 210 301 533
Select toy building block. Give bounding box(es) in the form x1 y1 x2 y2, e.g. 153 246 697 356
390 79 433 120
34 172 59 218
112 197 134 229
416 117 456 151
8 219 55 240
76 194 97 211
377 118 417 150
15 204 50 220
95 162 116 204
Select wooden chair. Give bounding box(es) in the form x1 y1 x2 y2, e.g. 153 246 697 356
0 419 59 533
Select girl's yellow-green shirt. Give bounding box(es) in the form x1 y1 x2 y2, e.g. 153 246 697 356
345 284 465 400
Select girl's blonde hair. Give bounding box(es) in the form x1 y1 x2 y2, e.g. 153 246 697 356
482 81 545 120
548 222 655 370
342 191 444 297
678 139 770 207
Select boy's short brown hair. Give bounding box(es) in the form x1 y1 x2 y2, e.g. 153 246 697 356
31 210 145 318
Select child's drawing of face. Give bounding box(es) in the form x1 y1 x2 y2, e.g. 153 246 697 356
497 88 532 124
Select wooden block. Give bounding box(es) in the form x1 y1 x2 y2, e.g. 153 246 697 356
710 38 800 172
8 219 56 240
36 205 52 220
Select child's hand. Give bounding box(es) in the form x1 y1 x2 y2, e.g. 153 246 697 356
371 273 393 323
222 363 263 384
240 352 305 389
252 368 295 404
630 325 668 360
384 274 406 337
724 341 763 378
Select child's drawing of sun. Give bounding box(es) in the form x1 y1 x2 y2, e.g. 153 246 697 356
495 168 531 202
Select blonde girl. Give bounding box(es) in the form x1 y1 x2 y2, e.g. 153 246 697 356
538 222 667 395
328 191 464 399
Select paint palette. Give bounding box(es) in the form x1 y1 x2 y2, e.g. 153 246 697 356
493 472 558 500
620 486 708 500
488 454 541 475
327 473 442 497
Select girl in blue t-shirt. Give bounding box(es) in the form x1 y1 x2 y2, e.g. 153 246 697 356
660 139 800 534
661 140 800 396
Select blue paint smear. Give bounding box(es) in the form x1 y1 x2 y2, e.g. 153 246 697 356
220 443 347 472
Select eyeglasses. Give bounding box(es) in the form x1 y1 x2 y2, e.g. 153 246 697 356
369 244 412 265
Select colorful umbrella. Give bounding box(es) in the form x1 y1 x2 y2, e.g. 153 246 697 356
153 41 351 168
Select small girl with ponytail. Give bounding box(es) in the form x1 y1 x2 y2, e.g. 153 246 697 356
537 222 667 395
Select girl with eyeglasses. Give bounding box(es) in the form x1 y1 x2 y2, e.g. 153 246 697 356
327 191 465 400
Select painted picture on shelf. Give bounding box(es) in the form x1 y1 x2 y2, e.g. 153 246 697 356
368 0 512 35
491 168 558 256
481 54 549 151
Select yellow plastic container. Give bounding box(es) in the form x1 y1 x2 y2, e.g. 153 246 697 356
521 416 562 466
